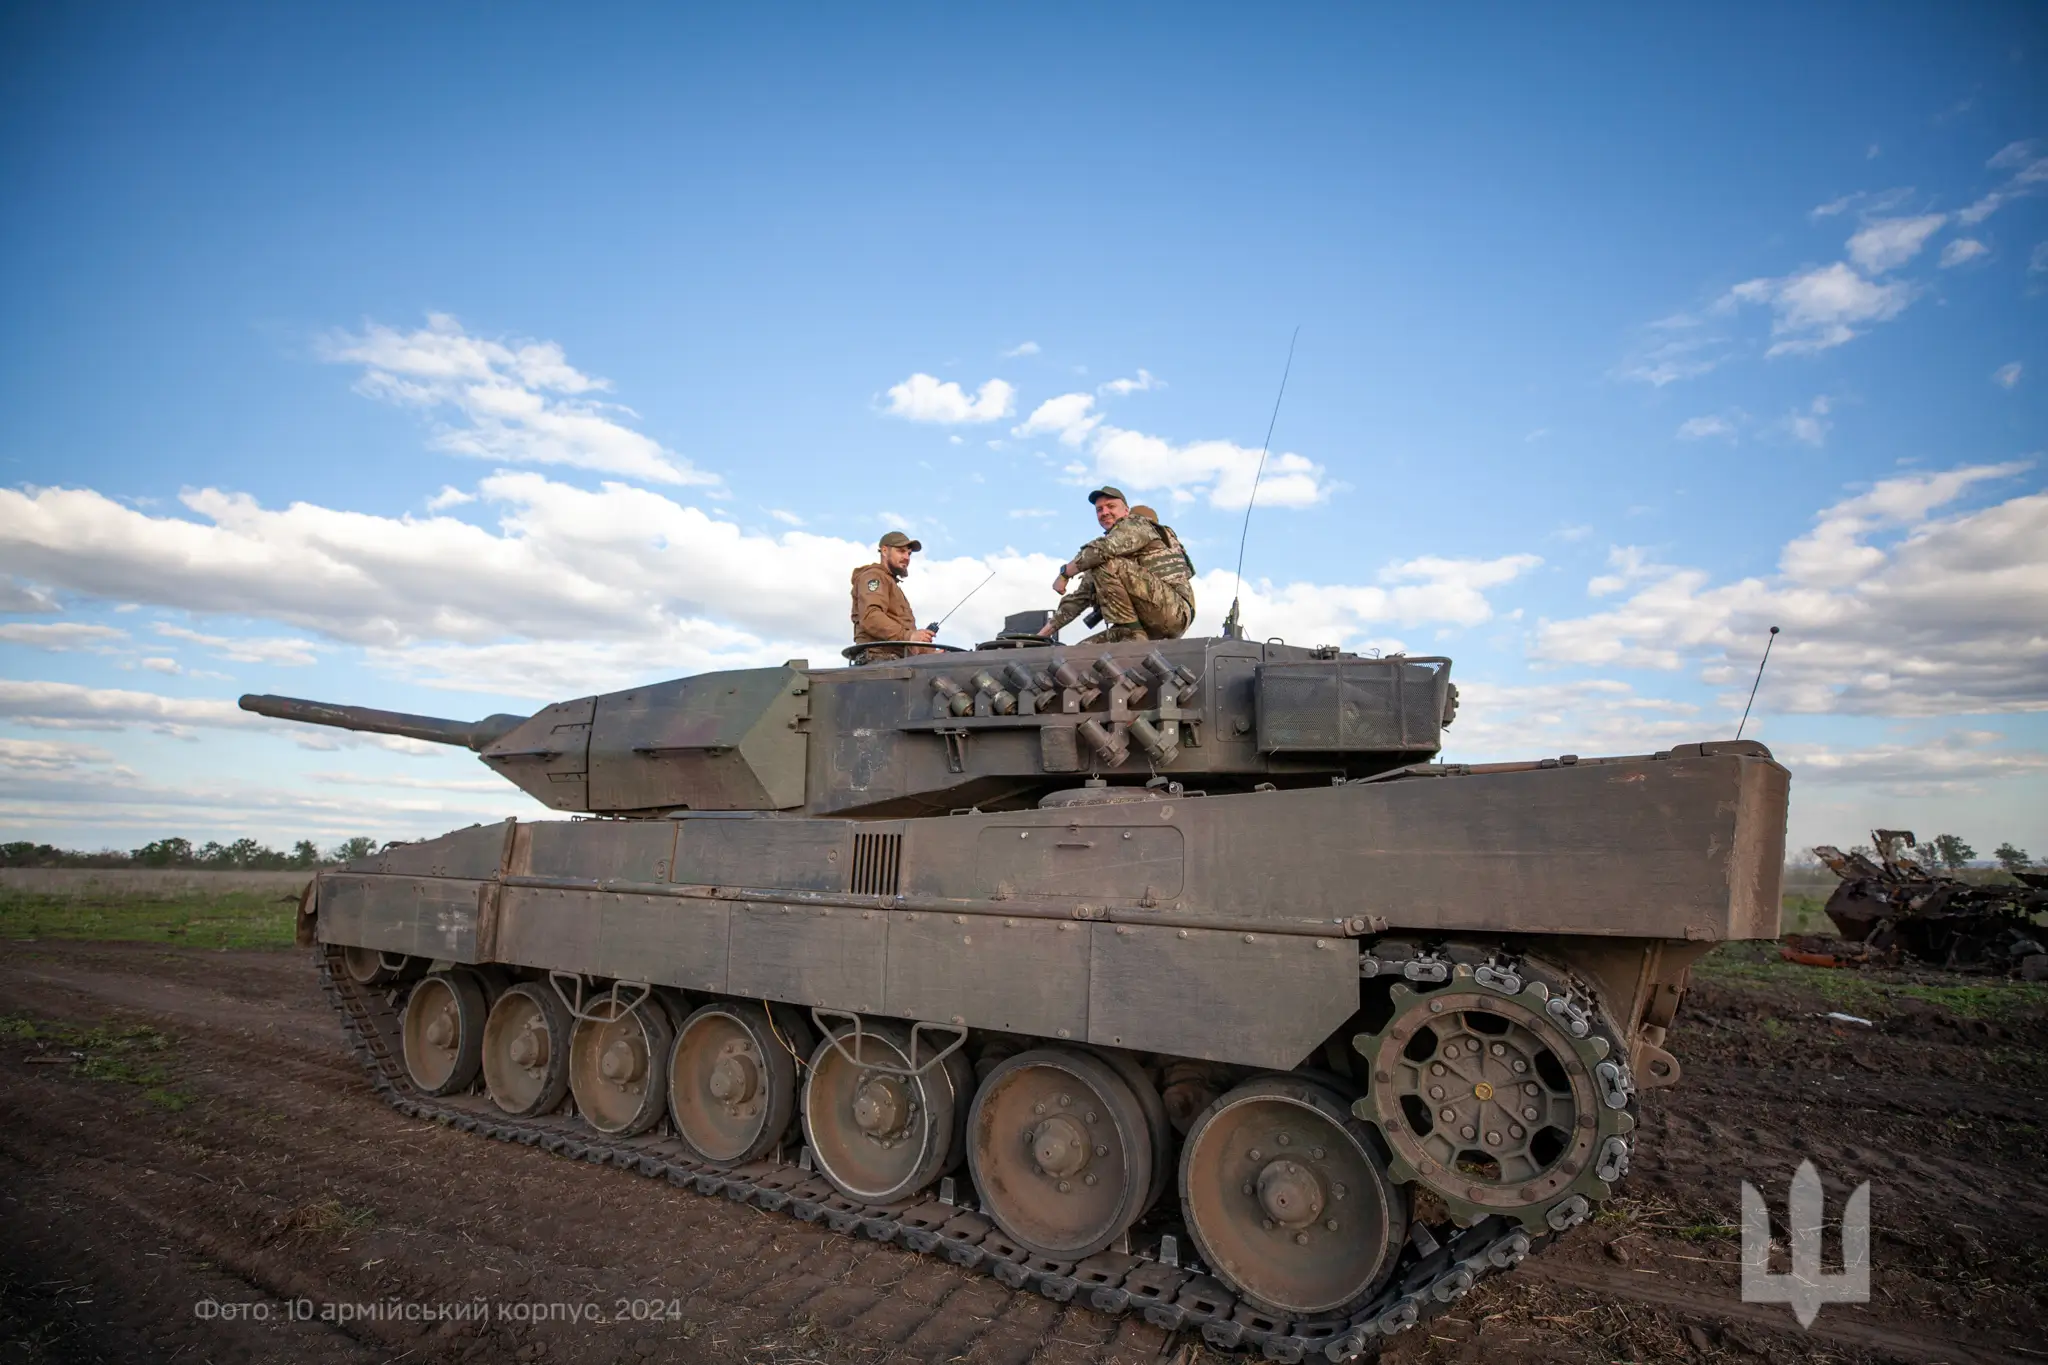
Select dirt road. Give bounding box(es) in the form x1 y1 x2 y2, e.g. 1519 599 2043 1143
1 942 2042 1365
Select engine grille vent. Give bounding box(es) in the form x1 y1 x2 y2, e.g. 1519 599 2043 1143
850 831 902 896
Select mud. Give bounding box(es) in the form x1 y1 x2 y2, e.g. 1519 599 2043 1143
0 942 2042 1365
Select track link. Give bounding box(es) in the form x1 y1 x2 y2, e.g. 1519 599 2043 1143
320 947 1573 1360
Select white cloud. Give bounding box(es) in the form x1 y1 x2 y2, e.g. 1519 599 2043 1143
1722 263 1916 355
153 623 321 665
767 508 805 526
1436 679 1706 762
1189 554 1540 645
323 314 713 487
1676 415 1737 441
1785 395 1831 447
0 737 128 776
1534 464 2047 716
0 621 125 650
1016 392 1329 510
1993 362 2022 390
1938 238 1988 268
0 680 265 735
1845 214 1945 273
427 485 476 510
1002 341 1041 358
1588 545 1663 597
1618 334 1726 387
881 373 1015 423
140 656 183 674
1013 393 1103 446
1957 141 2048 226
1098 369 1161 397
0 580 59 613
1008 508 1056 519
1777 731 2048 796
1807 187 1913 220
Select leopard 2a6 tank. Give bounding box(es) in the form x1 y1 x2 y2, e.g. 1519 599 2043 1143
244 631 1788 1358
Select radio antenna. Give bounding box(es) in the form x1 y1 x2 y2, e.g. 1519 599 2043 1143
1222 326 1300 640
1735 626 1780 740
928 568 997 634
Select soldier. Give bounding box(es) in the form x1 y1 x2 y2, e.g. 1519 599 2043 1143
1037 487 1196 643
850 531 937 662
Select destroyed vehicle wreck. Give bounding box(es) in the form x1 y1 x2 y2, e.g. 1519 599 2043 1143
1801 831 2048 976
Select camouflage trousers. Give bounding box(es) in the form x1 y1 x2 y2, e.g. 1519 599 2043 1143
1082 558 1193 643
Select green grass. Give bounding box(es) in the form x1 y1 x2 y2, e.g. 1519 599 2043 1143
2 1013 197 1108
1694 942 2048 1019
0 886 298 949
1779 892 1834 934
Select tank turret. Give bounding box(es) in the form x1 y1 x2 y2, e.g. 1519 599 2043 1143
243 637 1455 818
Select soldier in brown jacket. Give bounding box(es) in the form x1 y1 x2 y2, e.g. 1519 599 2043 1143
1038 487 1196 643
850 531 938 662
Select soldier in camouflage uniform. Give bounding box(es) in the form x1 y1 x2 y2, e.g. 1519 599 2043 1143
1037 486 1195 643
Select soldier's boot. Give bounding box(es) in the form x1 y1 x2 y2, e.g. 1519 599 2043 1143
1084 622 1148 644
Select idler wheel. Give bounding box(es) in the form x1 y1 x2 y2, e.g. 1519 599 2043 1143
568 997 674 1136
481 982 571 1117
341 945 392 987
668 1002 809 1165
401 971 487 1096
802 1020 971 1204
1179 1076 1406 1318
967 1048 1157 1261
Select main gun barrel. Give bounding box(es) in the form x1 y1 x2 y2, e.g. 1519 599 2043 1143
239 694 527 753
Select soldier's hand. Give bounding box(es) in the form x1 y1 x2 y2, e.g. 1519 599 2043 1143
1052 572 1069 594
913 628 936 643
1035 620 1055 637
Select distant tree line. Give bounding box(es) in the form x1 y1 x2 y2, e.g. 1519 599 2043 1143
0 836 383 870
1809 833 2035 875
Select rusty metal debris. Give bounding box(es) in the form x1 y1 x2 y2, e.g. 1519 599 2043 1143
1801 831 2048 975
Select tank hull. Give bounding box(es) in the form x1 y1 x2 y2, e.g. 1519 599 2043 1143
303 741 1787 1348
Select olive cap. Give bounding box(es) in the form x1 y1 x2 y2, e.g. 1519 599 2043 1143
878 530 922 551
1087 486 1127 505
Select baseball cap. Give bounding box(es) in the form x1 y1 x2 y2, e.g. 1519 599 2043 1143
878 530 923 551
1086 486 1127 505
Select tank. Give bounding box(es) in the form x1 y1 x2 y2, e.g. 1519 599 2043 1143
244 631 1789 1357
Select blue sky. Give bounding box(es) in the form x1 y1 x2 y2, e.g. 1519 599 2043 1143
2 3 2044 858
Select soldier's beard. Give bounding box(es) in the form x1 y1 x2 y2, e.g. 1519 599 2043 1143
890 564 908 580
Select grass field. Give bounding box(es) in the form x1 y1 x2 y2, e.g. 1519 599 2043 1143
0 883 300 949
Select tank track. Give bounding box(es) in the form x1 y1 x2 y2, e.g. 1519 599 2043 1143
319 946 1593 1361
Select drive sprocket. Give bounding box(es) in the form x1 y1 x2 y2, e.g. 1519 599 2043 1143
1351 944 1637 1233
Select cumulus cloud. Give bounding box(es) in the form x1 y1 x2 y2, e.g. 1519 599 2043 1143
1188 554 1540 646
881 374 1015 423
1722 263 1916 355
1993 362 2022 390
1437 679 1707 762
0 622 126 650
1534 464 2047 716
1588 546 1664 598
427 485 476 510
1845 214 1945 273
1002 341 1041 358
1938 238 1988 268
1676 415 1737 441
1015 393 1329 510
322 314 713 486
1098 369 1161 397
